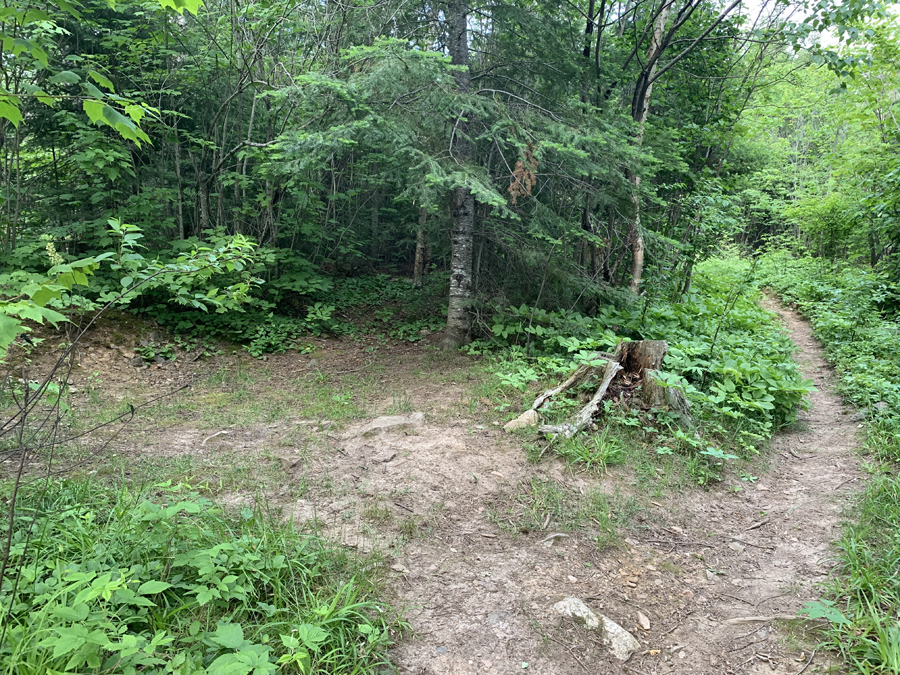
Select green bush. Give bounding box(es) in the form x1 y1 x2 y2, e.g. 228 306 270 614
0 480 399 674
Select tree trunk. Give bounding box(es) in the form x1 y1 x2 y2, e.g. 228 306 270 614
370 189 381 262
413 207 427 287
441 187 475 349
199 175 212 234
627 0 673 293
173 133 185 240
440 0 475 350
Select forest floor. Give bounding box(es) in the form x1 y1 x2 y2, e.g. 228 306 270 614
31 298 860 675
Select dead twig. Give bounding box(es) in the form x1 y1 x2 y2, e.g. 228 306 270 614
794 649 816 675
723 614 800 625
744 519 769 532
201 429 230 446
723 535 775 551
642 538 717 549
539 533 568 544
833 476 858 491
662 610 693 635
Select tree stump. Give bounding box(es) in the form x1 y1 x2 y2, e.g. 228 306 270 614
512 339 693 438
616 340 668 376
642 368 693 427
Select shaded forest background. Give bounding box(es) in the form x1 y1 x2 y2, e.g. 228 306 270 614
0 0 897 350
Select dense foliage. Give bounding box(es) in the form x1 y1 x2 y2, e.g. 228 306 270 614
479 255 813 483
0 0 888 350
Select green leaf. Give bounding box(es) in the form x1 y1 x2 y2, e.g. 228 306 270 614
83 99 104 124
798 600 851 625
0 313 22 352
30 286 59 307
88 71 115 92
51 602 89 622
52 625 89 657
158 0 204 16
209 623 244 649
53 0 82 18
83 81 106 99
49 70 81 85
137 580 172 595
0 101 23 127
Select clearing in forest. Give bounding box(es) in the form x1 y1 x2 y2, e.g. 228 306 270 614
24 295 861 675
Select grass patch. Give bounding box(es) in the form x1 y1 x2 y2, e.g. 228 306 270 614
487 476 639 549
0 478 402 674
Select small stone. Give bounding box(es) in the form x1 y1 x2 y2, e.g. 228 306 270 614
487 611 510 625
637 611 651 631
729 542 746 553
436 646 448 655
849 411 866 421
374 450 397 463
130 356 144 367
390 564 409 574
503 409 541 431
875 401 889 411
567 575 577 583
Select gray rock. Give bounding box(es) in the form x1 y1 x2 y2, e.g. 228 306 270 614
435 646 447 655
353 413 424 437
552 597 641 661
130 356 145 367
553 597 599 630
875 401 889 410
849 411 866 422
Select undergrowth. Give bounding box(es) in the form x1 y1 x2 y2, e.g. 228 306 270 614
473 255 813 485
759 250 900 673
0 479 401 675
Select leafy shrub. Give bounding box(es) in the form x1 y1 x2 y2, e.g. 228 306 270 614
473 255 813 461
0 480 399 674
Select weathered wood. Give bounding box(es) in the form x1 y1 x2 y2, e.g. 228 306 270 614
642 368 693 427
539 360 623 438
531 351 614 410
641 369 667 408
617 339 668 376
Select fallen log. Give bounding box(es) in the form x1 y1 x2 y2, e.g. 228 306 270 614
531 351 614 411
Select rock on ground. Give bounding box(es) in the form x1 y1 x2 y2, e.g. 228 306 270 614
553 597 641 661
